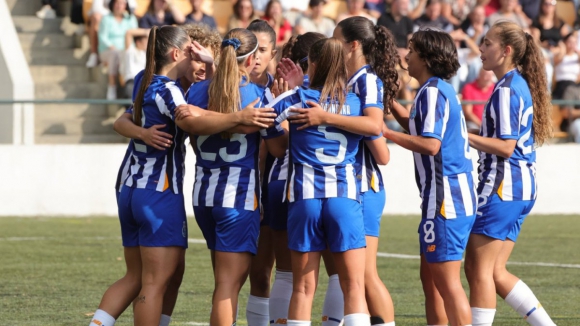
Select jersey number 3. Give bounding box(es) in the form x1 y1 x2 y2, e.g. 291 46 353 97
197 134 248 162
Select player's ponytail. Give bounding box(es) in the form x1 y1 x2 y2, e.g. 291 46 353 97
493 21 552 145
133 26 190 127
337 16 400 114
308 38 347 113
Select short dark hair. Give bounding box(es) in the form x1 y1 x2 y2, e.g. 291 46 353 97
409 29 459 80
309 0 326 7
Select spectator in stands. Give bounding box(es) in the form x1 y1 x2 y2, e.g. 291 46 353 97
519 0 542 23
461 67 495 130
262 0 293 47
413 0 453 33
98 0 138 100
121 29 148 99
487 0 529 29
441 0 476 28
460 5 489 47
530 0 571 50
365 0 386 19
139 0 186 28
481 0 500 16
449 28 481 92
36 0 57 19
295 0 336 37
86 0 137 68
228 0 260 30
406 0 428 20
336 0 377 24
185 0 218 29
377 0 414 49
553 31 580 140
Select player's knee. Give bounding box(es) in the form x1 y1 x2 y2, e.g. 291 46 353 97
339 277 364 296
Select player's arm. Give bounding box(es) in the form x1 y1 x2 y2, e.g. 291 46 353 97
288 102 382 136
468 134 516 158
365 137 390 165
389 100 410 132
113 112 173 150
383 122 441 156
262 119 289 159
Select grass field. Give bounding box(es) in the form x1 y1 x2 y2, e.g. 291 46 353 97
0 215 578 326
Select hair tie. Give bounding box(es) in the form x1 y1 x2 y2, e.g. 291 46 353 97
222 38 242 50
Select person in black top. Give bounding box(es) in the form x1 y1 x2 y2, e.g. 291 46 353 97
377 0 414 49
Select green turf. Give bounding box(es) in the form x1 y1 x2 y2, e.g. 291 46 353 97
0 215 578 325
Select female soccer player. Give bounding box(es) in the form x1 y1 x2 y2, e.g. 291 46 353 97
263 38 375 326
464 21 555 326
286 16 399 325
89 25 274 326
183 28 270 326
245 19 278 325
384 29 476 326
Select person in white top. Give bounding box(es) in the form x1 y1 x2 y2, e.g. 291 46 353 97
295 0 336 37
120 29 148 99
553 31 580 142
335 0 376 24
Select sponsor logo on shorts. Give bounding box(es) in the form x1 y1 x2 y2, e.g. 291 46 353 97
427 244 436 252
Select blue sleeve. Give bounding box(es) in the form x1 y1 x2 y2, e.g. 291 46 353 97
491 86 520 140
260 93 297 139
157 83 187 120
418 86 445 141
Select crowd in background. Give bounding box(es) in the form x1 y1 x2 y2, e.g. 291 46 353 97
33 0 580 141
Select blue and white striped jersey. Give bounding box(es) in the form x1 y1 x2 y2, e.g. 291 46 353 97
187 79 269 211
348 65 385 193
115 107 135 193
409 77 476 219
122 74 189 194
263 87 363 202
478 69 537 201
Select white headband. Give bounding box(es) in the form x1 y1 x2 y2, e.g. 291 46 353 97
237 42 259 60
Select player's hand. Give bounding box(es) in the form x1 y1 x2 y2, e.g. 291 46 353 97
142 124 173 150
277 58 304 89
236 98 277 128
175 104 194 120
271 78 289 98
288 100 327 130
189 41 214 65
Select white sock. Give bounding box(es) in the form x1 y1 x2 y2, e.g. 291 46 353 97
374 323 395 326
270 270 293 324
471 307 495 326
89 309 115 326
159 314 171 326
322 274 344 326
343 313 371 326
287 320 311 326
504 280 556 326
247 294 270 326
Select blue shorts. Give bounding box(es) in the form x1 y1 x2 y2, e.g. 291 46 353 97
471 193 535 242
288 198 366 253
361 189 386 237
194 206 260 255
266 180 288 231
419 213 475 263
117 186 188 248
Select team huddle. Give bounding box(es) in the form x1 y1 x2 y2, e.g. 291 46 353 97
88 16 556 326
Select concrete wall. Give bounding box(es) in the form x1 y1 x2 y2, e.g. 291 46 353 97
1 144 578 217
0 0 35 144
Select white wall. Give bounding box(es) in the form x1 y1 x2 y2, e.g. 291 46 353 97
1 144 578 217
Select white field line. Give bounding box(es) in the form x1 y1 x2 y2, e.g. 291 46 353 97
1 236 578 269
184 322 209 326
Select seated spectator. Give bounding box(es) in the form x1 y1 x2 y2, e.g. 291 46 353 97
262 0 293 47
365 0 386 19
461 68 495 130
531 0 571 49
180 24 222 89
228 0 260 30
295 0 336 37
519 0 542 23
377 0 413 65
336 0 377 24
120 29 148 99
449 28 481 92
553 31 580 140
98 0 138 100
441 0 476 28
487 0 529 29
413 0 453 32
185 0 217 29
406 0 428 20
483 0 500 16
36 0 57 19
139 0 186 28
460 5 489 47
86 0 137 68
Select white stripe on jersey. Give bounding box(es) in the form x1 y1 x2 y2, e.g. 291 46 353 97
531 164 537 200
166 81 187 106
206 169 220 206
499 87 511 136
223 167 241 208
519 160 531 200
137 157 156 188
126 155 138 187
364 74 378 106
171 124 179 194
288 168 295 202
264 88 275 105
360 150 369 192
117 153 132 192
443 176 457 219
458 173 474 216
423 87 439 133
244 169 256 211
302 164 315 199
346 164 357 200
324 165 338 198
441 96 450 138
502 162 513 200
193 166 203 206
156 156 167 192
426 156 437 219
155 94 172 118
